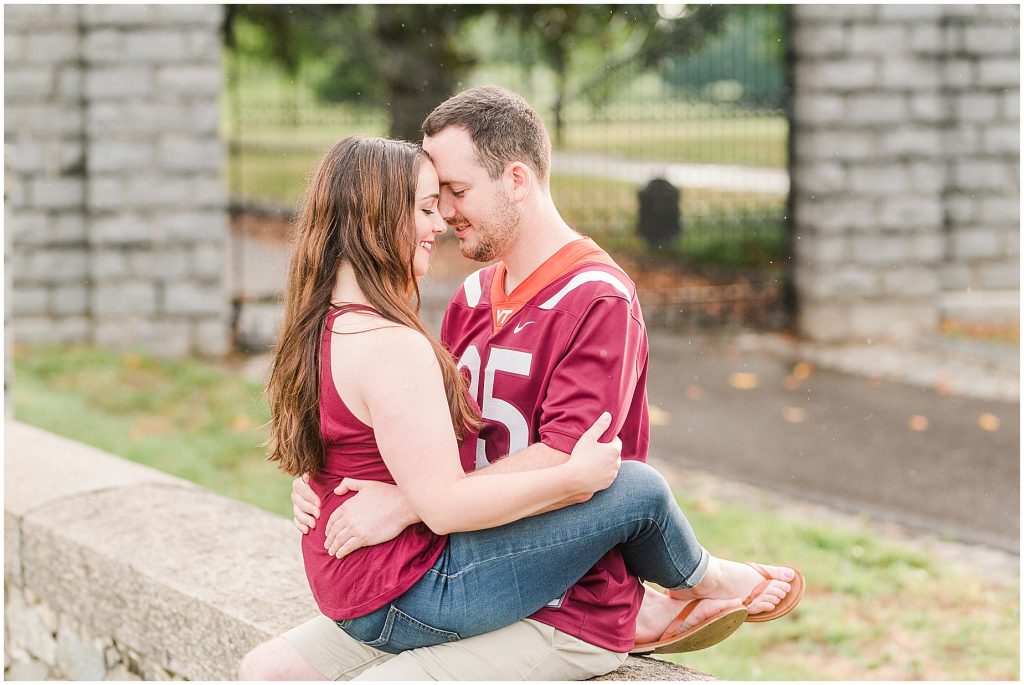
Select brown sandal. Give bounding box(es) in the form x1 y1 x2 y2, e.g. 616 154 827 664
742 562 805 622
631 600 748 655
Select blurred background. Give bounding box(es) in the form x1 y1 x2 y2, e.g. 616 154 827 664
4 4 1019 681
223 4 792 348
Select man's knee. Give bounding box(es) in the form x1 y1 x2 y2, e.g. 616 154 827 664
238 637 326 681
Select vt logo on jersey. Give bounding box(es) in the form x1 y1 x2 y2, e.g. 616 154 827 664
495 308 514 326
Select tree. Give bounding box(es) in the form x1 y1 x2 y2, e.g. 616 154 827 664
224 4 486 141
223 5 731 143
498 4 731 145
665 5 788 108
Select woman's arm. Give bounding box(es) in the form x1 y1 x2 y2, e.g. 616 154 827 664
293 444 585 532
298 441 600 558
349 326 620 536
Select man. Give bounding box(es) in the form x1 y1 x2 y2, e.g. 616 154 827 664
239 86 693 680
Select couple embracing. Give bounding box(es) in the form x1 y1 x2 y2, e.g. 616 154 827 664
239 86 804 681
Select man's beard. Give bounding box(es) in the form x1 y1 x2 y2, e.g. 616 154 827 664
459 190 520 263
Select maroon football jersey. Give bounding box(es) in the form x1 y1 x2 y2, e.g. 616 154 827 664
440 238 650 653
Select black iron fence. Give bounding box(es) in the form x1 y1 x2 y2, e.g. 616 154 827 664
549 5 788 274
225 5 790 329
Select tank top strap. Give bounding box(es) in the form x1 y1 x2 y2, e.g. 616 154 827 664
327 302 381 321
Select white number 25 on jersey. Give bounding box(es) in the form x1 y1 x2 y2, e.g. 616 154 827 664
457 344 532 470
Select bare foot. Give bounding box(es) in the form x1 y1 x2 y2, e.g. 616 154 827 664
634 585 743 644
668 558 794 617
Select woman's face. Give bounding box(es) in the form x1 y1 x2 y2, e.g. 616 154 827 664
412 160 446 278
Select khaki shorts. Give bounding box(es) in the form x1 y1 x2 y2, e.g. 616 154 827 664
282 614 627 681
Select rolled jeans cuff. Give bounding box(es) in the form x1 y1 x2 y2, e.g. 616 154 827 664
672 545 709 590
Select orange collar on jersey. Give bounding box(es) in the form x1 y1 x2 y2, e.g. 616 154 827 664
489 238 620 333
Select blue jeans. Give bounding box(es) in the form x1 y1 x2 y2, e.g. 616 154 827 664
337 460 709 654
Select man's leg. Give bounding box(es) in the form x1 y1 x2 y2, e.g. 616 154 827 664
355 619 626 681
238 615 394 681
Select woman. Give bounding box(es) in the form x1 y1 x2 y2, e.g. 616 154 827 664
267 135 803 655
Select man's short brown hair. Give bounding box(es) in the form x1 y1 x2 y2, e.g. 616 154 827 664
421 86 551 185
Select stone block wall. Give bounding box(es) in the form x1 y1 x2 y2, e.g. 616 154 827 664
4 422 318 680
4 422 711 681
790 5 1019 342
5 4 228 357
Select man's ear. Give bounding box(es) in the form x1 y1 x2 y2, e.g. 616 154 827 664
508 162 532 202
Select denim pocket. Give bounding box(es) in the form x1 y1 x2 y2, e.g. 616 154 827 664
346 605 460 654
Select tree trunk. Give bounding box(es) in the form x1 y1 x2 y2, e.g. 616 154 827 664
551 43 569 147
374 6 468 142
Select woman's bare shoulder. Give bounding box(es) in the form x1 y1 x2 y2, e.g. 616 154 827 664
330 313 434 364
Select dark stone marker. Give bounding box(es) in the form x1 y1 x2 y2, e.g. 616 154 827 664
637 178 682 248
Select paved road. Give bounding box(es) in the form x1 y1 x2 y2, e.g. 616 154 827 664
644 330 1020 552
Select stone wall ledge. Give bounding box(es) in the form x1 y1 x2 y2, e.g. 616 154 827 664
4 422 714 681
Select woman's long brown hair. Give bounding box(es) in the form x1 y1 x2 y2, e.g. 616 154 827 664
266 135 480 477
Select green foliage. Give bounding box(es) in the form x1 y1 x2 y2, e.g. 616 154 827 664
552 172 788 271
666 5 787 107
225 4 487 140
484 4 731 143
594 215 786 271
224 5 738 141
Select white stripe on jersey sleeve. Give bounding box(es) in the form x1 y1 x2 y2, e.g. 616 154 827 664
538 270 632 310
462 269 484 307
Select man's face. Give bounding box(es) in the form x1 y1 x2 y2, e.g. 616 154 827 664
422 126 520 263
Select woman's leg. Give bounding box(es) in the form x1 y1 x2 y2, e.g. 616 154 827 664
341 461 710 652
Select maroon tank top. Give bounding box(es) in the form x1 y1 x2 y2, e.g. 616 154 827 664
301 305 447 619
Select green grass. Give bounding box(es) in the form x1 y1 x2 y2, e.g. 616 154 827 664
222 42 788 170
551 173 784 220
229 147 788 271
229 144 323 208
223 65 787 170
230 143 321 206
665 494 1020 680
13 344 1017 680
231 146 788 211
227 115 786 170
586 205 789 271
223 55 789 213
561 116 787 168
11 344 293 519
